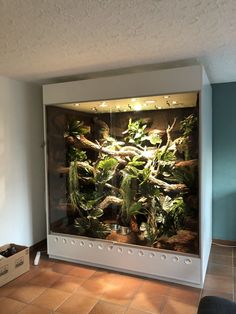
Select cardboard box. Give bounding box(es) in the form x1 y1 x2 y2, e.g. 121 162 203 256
0 243 29 287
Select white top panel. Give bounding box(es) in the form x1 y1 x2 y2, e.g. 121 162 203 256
43 65 203 105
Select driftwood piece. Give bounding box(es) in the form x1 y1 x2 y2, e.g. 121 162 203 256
56 161 95 174
148 129 165 136
76 135 140 157
175 159 198 168
96 196 123 210
64 125 190 193
73 135 158 160
64 134 188 192
104 183 120 192
149 175 188 192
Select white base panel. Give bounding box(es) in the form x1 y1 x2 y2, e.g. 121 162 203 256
48 234 202 288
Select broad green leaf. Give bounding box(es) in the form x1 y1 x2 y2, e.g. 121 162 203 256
149 133 162 145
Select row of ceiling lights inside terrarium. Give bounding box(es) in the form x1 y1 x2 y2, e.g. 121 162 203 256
59 93 197 113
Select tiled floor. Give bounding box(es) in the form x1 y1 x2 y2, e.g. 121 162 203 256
0 244 235 314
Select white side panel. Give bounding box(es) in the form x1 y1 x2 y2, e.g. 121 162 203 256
43 103 50 236
43 65 202 105
200 68 212 283
48 234 201 287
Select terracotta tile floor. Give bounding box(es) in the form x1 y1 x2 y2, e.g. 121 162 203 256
0 244 235 314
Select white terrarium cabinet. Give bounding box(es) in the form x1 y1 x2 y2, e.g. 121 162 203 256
43 65 212 288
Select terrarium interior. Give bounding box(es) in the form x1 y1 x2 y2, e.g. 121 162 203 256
47 92 199 255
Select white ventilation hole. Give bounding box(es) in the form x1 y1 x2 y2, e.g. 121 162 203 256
138 251 144 257
117 247 123 254
172 256 179 263
161 254 167 260
71 240 75 245
184 258 192 265
89 243 93 248
149 253 155 258
54 237 59 243
107 245 113 251
62 238 67 244
80 241 85 247
128 249 133 255
98 244 103 250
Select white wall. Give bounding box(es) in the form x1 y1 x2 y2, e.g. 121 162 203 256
0 76 45 247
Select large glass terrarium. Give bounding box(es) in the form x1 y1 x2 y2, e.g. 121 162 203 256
47 93 199 254
43 66 212 287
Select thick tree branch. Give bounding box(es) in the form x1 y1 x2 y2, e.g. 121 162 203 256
149 175 188 192
56 161 95 174
77 135 139 157
175 159 198 168
96 196 123 210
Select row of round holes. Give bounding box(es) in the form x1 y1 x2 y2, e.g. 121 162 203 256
55 237 192 264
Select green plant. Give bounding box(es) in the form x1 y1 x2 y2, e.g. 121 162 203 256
122 119 148 145
74 217 110 238
140 195 186 246
67 146 87 162
159 196 185 235
171 166 197 190
95 157 119 184
148 132 162 145
140 202 159 246
119 201 142 227
119 171 134 226
63 112 198 249
68 161 79 210
180 114 197 138
118 157 145 226
64 120 90 139
180 114 197 160
72 192 111 237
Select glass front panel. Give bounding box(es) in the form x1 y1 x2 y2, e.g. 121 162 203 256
46 93 199 255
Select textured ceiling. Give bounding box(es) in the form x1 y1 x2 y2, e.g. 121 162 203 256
0 0 236 84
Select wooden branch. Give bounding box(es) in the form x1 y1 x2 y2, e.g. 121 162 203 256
114 156 127 165
76 135 139 157
96 196 123 210
121 146 157 160
175 159 198 168
163 118 176 155
77 161 94 173
105 183 120 192
155 119 176 174
56 166 68 173
148 129 165 136
73 135 159 161
149 175 188 192
56 161 95 174
121 146 144 154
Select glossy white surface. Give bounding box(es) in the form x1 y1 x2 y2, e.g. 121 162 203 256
48 234 202 287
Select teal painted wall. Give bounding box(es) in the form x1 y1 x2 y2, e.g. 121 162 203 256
212 82 236 240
